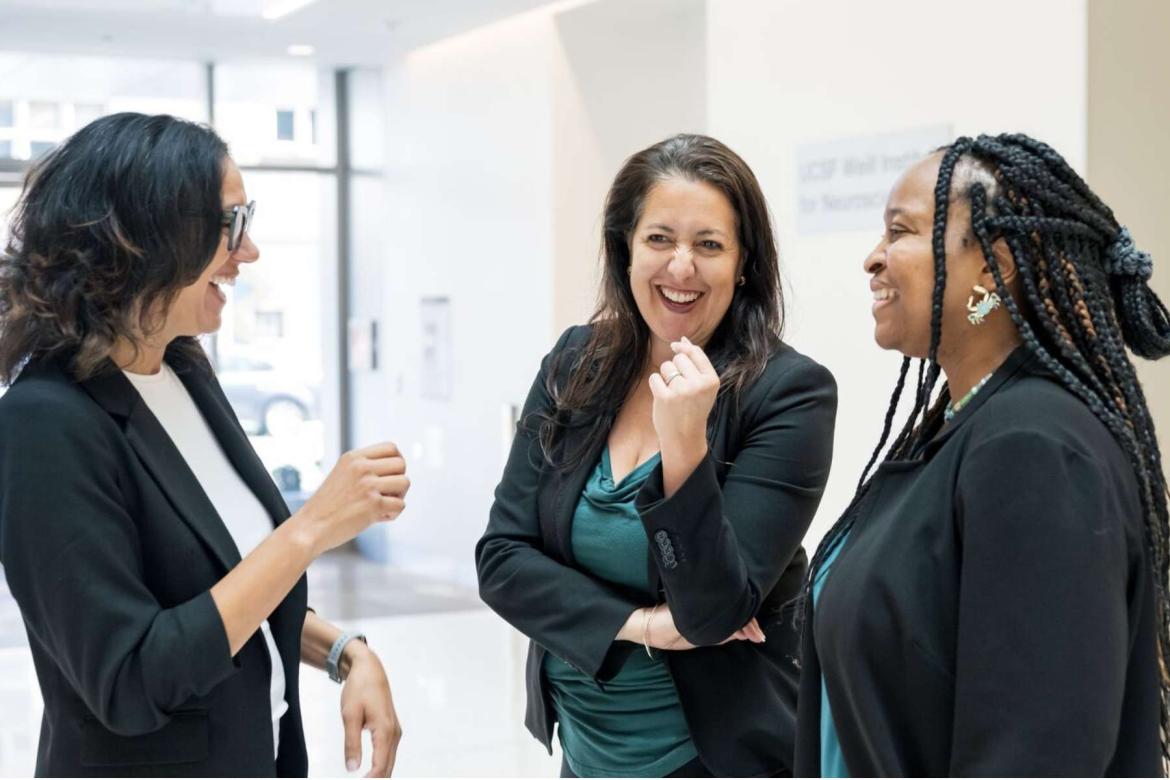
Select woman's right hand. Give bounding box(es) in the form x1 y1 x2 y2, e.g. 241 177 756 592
293 442 410 557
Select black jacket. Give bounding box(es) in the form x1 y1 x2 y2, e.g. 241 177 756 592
476 325 838 777
795 347 1162 777
0 349 309 777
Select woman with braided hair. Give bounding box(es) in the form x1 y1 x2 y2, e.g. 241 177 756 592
794 134 1170 777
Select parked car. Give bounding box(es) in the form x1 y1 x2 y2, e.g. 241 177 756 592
216 354 319 437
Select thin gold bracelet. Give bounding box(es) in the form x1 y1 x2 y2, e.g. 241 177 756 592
642 603 661 658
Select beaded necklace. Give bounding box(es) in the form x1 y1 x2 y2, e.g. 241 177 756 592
945 371 994 423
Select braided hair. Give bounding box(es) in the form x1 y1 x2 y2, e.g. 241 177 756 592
803 133 1170 760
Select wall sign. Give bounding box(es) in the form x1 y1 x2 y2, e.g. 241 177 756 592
420 296 453 401
796 125 953 235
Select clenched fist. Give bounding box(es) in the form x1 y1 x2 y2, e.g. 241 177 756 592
295 442 410 557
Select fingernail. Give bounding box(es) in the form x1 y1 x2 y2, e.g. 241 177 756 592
347 759 359 772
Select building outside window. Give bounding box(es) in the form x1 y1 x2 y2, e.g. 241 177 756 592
212 62 338 507
215 61 327 166
74 102 104 128
27 101 59 130
0 53 344 512
0 53 204 161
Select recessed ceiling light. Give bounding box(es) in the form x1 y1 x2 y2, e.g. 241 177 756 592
262 0 319 21
287 44 315 57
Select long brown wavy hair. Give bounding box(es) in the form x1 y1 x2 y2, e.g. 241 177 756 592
0 112 229 383
539 134 786 471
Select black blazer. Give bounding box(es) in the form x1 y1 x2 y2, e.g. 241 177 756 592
794 348 1162 776
0 347 309 777
476 325 838 777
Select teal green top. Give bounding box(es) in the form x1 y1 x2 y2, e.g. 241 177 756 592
813 532 851 779
544 447 699 778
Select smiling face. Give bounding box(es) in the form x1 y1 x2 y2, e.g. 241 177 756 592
628 176 741 353
161 159 258 340
863 153 990 360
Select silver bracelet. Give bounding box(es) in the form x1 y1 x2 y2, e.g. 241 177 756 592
326 630 368 684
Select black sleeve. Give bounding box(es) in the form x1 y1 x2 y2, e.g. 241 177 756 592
635 358 837 645
949 430 1131 775
475 328 642 679
0 394 238 737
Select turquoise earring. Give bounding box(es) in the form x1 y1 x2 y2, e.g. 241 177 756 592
967 285 1001 325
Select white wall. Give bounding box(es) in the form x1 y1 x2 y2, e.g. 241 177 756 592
368 11 559 584
706 0 1088 548
551 0 708 331
370 0 710 585
370 0 1092 582
1087 0 1170 467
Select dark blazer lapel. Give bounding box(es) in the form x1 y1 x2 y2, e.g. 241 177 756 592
80 368 242 574
174 365 291 527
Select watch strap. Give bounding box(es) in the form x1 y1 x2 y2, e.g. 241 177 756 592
326 630 367 683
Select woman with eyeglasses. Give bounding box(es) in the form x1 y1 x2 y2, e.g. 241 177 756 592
0 113 409 777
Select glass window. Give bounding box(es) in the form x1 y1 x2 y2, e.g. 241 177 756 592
214 60 334 167
275 109 295 141
0 140 10 159
1 185 19 250
0 52 206 162
28 101 59 130
0 100 12 127
255 309 285 338
213 170 337 506
0 53 206 119
29 141 55 158
348 69 385 170
74 103 105 129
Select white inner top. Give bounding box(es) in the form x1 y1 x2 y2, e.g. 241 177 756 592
122 363 288 758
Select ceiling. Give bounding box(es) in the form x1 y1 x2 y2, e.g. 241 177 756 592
0 0 562 66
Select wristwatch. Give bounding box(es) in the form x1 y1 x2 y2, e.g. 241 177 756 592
326 630 368 684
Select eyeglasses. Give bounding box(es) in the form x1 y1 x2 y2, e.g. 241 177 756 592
221 201 256 252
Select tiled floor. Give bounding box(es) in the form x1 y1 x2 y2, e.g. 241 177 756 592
0 551 562 777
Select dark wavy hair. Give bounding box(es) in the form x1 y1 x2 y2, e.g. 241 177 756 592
0 112 229 383
539 133 785 470
804 133 1170 760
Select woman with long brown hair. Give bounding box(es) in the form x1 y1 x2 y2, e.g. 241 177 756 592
477 134 838 777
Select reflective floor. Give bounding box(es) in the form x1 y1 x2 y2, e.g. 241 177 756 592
0 551 562 777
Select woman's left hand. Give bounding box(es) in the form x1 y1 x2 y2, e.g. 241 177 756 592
649 338 721 493
340 646 402 777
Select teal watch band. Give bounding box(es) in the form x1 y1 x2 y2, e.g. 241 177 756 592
326 630 367 683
